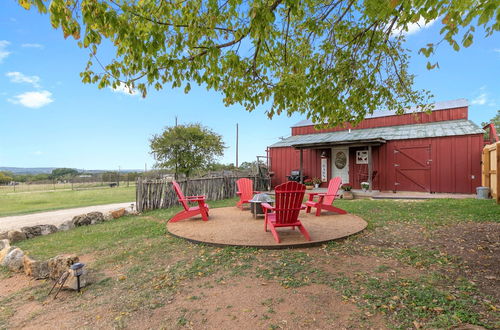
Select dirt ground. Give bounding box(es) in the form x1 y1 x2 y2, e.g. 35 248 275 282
1 206 499 329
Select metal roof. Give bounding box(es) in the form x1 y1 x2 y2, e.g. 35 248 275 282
270 119 484 148
292 98 469 128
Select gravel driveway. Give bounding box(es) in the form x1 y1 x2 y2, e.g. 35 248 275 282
0 202 135 231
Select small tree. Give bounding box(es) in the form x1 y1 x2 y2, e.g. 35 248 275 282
50 168 79 180
150 124 225 179
0 172 13 185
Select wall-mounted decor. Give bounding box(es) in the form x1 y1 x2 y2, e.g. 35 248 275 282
356 150 368 164
320 157 328 182
335 151 347 169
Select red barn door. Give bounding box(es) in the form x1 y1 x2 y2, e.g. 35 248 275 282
393 145 431 192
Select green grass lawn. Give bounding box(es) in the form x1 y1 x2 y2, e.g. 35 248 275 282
3 198 500 329
0 186 135 217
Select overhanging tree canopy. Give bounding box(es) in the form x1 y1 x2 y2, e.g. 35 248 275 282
20 0 500 126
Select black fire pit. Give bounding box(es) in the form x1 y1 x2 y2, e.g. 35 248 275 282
248 193 274 219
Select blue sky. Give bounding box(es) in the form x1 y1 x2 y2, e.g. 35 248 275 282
0 2 499 170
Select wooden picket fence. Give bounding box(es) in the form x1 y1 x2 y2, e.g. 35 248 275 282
136 176 271 212
482 141 500 203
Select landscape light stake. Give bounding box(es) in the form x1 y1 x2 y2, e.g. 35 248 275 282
47 262 86 299
70 263 85 293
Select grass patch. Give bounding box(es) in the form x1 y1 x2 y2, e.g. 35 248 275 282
385 247 455 268
0 266 11 280
16 215 165 260
0 186 135 217
335 198 500 229
327 272 496 329
256 251 323 288
1 198 498 329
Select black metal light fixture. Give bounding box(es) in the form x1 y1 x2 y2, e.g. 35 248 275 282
70 263 85 292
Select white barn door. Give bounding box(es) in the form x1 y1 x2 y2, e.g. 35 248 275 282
331 147 349 184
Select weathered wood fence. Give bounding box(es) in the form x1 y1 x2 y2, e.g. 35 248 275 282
136 176 271 212
482 141 500 203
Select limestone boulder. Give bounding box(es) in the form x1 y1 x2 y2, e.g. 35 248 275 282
58 220 75 231
0 246 15 264
40 224 58 235
2 248 25 272
0 239 10 250
64 269 90 290
88 212 104 225
23 256 49 279
20 226 42 238
7 230 26 243
111 208 126 219
47 254 79 280
72 214 91 227
103 212 113 221
21 225 58 239
124 209 139 216
0 232 8 240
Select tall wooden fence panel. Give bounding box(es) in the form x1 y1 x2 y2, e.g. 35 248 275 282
136 176 270 212
482 142 500 203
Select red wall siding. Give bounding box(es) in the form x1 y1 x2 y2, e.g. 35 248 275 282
269 147 330 188
349 147 380 189
269 133 483 193
291 107 468 136
380 134 483 193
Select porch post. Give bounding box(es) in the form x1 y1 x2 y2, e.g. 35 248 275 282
299 148 304 183
368 145 373 192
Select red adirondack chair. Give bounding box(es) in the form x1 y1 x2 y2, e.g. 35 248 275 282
170 181 209 223
305 177 347 216
235 178 260 209
261 181 311 243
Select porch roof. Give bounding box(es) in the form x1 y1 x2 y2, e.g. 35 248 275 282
270 119 484 148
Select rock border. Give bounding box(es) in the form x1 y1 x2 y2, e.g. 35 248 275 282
0 207 137 285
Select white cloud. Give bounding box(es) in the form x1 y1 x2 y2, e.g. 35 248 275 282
21 43 44 49
6 71 41 88
110 82 139 96
0 40 11 63
471 92 487 105
494 49 500 54
471 86 497 106
392 18 436 36
8 90 54 108
33 151 43 155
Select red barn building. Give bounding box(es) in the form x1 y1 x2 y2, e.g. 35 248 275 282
268 99 486 194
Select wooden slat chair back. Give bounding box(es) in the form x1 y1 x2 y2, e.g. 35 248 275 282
323 177 342 205
236 178 259 209
261 181 310 243
305 177 347 216
170 180 210 223
173 181 189 211
274 181 305 225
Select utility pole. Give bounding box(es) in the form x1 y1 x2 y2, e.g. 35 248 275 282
175 115 178 179
236 123 239 168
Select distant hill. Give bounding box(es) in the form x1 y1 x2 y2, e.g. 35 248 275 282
0 167 59 175
0 167 143 174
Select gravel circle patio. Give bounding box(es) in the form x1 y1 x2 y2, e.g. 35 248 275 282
167 206 367 248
